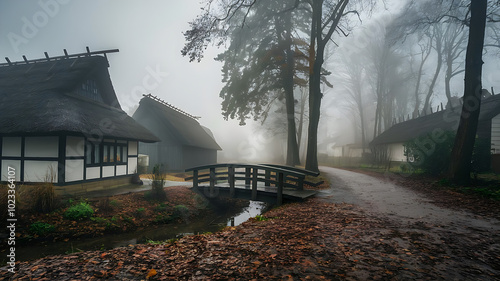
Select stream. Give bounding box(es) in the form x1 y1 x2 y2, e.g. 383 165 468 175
12 200 269 262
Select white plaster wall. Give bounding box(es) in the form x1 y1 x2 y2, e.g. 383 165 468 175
116 165 127 176
492 114 500 154
389 143 405 162
1 160 20 181
25 137 58 158
86 167 100 180
66 136 85 157
128 157 137 174
24 161 58 183
128 141 138 155
2 137 22 157
102 166 115 178
65 159 84 182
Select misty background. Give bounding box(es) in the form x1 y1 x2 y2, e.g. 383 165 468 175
1 0 500 164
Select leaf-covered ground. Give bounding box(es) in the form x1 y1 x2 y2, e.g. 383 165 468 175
3 198 499 280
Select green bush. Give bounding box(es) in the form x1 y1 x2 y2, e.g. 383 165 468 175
404 131 491 176
404 131 455 176
173 204 189 219
64 202 94 220
29 221 55 235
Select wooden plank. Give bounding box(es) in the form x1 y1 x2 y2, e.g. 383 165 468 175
209 167 215 197
245 167 251 186
229 166 235 198
277 172 283 206
252 167 258 200
193 170 198 189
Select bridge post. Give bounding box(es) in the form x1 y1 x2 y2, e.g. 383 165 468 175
229 166 235 198
245 167 251 187
252 167 258 200
297 175 304 191
209 167 215 197
193 170 198 189
277 172 283 206
265 169 270 187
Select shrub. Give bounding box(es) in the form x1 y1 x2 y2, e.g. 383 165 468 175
64 202 94 220
404 131 455 176
173 204 189 219
151 164 167 201
404 131 491 176
29 221 55 236
97 197 113 214
31 182 57 213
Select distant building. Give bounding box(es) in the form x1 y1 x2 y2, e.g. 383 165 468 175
0 51 159 195
370 94 500 172
132 94 221 172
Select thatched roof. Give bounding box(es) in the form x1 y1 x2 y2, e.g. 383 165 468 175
0 56 159 142
133 95 222 150
371 94 500 146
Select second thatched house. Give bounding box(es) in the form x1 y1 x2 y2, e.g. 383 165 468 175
132 94 221 172
370 93 500 172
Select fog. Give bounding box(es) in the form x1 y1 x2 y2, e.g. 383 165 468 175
1 1 499 164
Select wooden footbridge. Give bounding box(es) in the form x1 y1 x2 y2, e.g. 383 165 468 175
185 163 320 205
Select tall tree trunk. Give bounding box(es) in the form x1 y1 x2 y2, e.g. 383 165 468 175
448 0 487 184
305 0 323 172
278 10 300 166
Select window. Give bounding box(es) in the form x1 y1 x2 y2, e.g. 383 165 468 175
103 144 109 163
86 142 101 165
87 141 127 165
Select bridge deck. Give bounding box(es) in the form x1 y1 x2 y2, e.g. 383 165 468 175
193 182 317 204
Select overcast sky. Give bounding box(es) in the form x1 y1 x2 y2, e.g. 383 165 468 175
0 0 261 162
2 1 499 163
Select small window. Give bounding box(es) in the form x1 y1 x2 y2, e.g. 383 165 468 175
123 146 128 163
103 144 109 162
86 142 101 165
110 146 115 162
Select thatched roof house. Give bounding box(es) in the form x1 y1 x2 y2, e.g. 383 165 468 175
0 51 159 195
370 94 500 172
132 94 221 171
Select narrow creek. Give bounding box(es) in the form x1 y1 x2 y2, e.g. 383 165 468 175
12 200 269 262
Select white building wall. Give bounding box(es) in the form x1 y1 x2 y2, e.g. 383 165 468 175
128 157 138 174
102 166 114 178
2 137 22 157
492 114 500 154
86 167 100 180
65 159 84 182
389 143 406 162
24 161 58 183
128 141 138 155
24 136 58 157
66 136 85 157
1 160 21 181
116 165 127 176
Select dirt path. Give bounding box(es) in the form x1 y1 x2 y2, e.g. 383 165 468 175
318 167 500 228
318 166 500 279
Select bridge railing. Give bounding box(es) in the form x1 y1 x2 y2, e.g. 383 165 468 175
185 163 318 205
